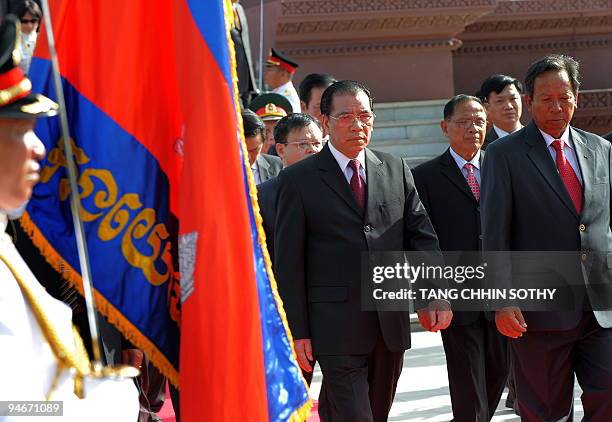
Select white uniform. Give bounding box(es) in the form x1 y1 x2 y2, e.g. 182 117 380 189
272 81 301 113
0 212 139 421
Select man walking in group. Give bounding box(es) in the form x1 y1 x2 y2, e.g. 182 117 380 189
413 95 508 421
481 54 612 421
274 80 452 422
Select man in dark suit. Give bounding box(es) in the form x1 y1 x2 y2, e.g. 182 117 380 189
481 54 612 421
477 74 524 150
413 95 508 421
257 113 323 386
274 80 453 422
242 109 282 184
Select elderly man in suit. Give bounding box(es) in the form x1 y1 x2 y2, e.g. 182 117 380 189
477 74 524 150
481 54 612 421
413 95 508 421
242 109 282 184
274 80 453 422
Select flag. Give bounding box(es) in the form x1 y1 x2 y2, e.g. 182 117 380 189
175 0 311 421
27 1 182 384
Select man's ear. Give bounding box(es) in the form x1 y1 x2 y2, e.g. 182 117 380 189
524 95 533 113
574 92 579 109
440 120 449 138
300 100 307 112
321 115 331 136
275 143 285 160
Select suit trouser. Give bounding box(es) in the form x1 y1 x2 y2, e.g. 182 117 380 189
317 336 404 422
512 313 612 421
441 316 509 422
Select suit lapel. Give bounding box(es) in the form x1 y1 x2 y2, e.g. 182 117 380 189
365 149 386 219
440 149 478 203
318 145 363 217
571 128 595 216
257 155 270 182
525 122 578 218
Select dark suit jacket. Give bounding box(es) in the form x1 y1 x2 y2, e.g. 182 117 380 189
413 148 484 325
481 129 499 150
257 175 281 264
604 131 612 142
274 144 442 356
481 121 612 330
256 153 282 184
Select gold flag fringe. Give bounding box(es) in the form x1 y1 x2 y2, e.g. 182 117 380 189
19 211 179 388
224 0 313 420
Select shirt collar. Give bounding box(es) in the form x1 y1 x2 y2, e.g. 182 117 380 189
449 147 481 171
540 126 572 149
328 141 366 173
272 81 291 93
493 125 510 139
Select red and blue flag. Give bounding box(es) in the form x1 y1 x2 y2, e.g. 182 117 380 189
175 1 311 420
26 0 311 420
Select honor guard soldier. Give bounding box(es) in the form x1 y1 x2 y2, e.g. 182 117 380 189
249 92 293 155
264 48 301 113
0 15 139 420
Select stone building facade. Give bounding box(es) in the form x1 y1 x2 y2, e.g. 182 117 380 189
245 0 612 137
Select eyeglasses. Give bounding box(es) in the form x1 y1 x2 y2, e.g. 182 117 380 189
329 112 375 127
283 140 323 152
449 119 487 129
20 19 39 24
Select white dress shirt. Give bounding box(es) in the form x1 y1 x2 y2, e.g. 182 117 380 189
272 80 301 113
449 147 481 185
493 123 523 139
539 127 583 186
252 163 261 185
328 141 367 184
0 212 139 421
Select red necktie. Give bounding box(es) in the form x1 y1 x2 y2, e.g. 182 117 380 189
464 163 480 201
349 159 365 209
551 140 583 214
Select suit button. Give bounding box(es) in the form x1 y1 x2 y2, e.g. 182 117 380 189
581 253 588 262
579 224 586 232
364 224 373 233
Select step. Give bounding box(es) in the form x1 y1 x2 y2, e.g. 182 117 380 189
372 119 443 142
374 99 446 123
370 137 448 166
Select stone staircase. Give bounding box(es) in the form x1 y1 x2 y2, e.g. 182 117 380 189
371 99 449 167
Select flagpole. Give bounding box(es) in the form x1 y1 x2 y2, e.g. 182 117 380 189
40 0 103 372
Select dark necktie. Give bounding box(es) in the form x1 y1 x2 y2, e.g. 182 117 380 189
551 139 583 214
349 159 365 209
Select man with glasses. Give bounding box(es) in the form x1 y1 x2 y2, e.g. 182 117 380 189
258 112 323 269
274 80 452 421
413 95 509 421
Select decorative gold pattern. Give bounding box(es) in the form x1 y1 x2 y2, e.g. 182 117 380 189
0 78 31 106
